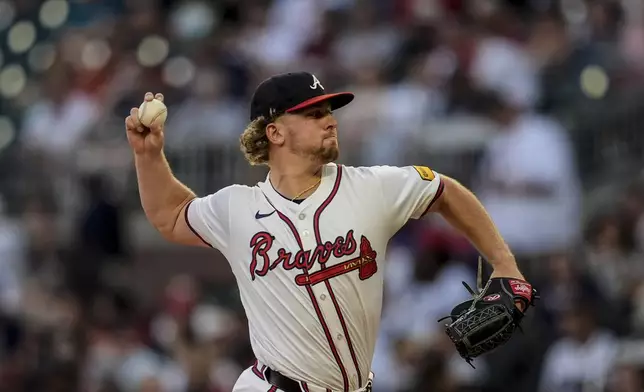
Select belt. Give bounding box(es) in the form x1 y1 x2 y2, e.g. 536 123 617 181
264 366 373 392
265 367 307 392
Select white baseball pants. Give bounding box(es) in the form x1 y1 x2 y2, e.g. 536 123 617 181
232 361 374 392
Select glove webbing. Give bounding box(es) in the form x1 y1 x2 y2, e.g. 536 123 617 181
438 257 488 326
461 257 491 310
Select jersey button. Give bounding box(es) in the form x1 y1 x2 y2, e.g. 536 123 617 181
336 333 343 341
320 294 326 300
298 213 306 220
303 230 310 237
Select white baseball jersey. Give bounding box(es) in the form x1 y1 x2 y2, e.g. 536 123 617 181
185 163 444 392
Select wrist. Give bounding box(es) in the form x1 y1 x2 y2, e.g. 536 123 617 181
490 265 525 280
488 253 524 279
134 149 164 162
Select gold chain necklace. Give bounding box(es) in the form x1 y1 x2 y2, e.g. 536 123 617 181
291 177 321 201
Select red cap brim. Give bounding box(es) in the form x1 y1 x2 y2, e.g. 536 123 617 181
286 92 355 113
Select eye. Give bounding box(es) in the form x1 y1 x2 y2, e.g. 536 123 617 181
308 108 332 119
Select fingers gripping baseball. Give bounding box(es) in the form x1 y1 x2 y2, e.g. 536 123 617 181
125 92 166 155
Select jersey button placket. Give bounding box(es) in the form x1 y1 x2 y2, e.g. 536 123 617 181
298 212 353 386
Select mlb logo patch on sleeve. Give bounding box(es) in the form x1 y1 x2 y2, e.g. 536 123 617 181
413 166 435 181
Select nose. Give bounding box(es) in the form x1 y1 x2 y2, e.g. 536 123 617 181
325 114 338 131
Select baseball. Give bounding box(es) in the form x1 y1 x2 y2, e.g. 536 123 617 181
138 98 167 128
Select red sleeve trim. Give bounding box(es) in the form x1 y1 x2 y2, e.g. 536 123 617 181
184 199 214 248
420 180 445 218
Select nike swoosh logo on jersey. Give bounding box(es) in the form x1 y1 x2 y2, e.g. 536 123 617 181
255 210 276 219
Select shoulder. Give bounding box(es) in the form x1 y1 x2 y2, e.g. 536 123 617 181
212 184 255 196
229 183 257 194
341 164 438 181
337 164 383 177
338 165 396 184
198 184 259 205
340 164 412 176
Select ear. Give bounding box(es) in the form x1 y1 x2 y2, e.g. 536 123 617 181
266 121 285 146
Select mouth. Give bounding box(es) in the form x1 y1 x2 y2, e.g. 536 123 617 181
325 136 338 144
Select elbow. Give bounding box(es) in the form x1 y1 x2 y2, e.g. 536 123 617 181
145 210 181 241
149 217 173 240
156 224 177 242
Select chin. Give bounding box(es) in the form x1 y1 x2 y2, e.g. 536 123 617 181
320 146 339 163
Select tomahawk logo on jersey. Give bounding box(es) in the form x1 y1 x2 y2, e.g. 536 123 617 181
184 163 443 392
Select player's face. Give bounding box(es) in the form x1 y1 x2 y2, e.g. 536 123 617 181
279 103 339 163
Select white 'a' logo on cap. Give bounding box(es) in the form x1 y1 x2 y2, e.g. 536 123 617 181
310 74 324 90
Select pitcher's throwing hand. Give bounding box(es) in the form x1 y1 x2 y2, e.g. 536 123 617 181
125 92 165 155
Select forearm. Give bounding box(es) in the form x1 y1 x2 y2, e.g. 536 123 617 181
434 176 522 276
134 151 196 235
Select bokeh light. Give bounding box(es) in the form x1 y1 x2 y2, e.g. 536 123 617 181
170 1 217 39
137 35 170 67
0 116 16 152
28 43 57 72
40 0 70 29
0 1 15 31
580 65 609 99
0 64 27 98
7 21 37 54
162 56 196 88
81 39 111 70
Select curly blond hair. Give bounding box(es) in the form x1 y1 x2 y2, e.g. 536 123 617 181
240 116 270 166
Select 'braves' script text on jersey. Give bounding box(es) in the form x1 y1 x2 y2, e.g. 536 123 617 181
186 163 444 392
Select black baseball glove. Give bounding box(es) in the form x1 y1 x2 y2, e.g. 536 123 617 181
438 257 538 367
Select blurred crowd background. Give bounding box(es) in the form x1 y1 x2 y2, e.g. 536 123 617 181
1 0 644 391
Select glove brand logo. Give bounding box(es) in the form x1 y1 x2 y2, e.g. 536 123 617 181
509 280 532 301
483 294 501 302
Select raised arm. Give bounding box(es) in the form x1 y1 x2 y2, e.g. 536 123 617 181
125 92 207 247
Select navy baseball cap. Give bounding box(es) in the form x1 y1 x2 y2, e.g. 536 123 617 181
249 72 354 121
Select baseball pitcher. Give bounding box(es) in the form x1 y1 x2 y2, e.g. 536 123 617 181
124 72 537 392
